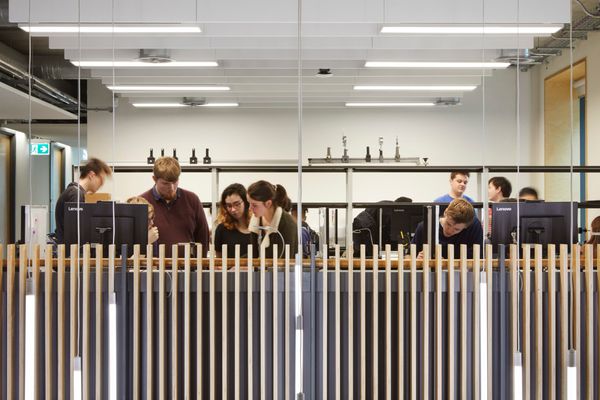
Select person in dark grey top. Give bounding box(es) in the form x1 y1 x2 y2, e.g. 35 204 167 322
214 183 253 258
54 158 112 243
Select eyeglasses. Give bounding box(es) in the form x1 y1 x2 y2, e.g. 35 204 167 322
225 200 244 209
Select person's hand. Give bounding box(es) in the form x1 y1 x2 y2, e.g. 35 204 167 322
148 226 159 244
416 251 424 260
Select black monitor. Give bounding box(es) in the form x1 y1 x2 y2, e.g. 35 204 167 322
389 204 424 246
491 201 577 250
63 202 148 257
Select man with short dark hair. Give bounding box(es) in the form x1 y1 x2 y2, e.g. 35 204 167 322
488 176 512 202
519 187 539 201
434 171 474 203
140 157 209 256
55 157 112 243
412 198 483 258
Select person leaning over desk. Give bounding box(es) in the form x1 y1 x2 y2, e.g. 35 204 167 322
214 183 253 258
411 198 483 259
247 180 298 258
140 156 209 257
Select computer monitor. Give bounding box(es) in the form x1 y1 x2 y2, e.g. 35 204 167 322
389 204 424 246
491 201 577 249
63 202 148 257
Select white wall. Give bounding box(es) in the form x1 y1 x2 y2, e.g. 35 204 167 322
535 31 600 228
88 68 540 207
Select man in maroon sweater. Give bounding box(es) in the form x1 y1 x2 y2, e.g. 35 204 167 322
140 157 209 256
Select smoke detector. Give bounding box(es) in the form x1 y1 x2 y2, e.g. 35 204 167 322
316 68 333 77
136 49 173 64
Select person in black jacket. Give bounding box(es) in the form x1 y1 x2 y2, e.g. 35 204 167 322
352 196 412 256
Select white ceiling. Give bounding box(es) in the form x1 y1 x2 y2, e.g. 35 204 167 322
0 81 77 119
9 0 572 107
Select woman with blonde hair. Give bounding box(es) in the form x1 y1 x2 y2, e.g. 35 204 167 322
126 196 159 245
214 183 252 257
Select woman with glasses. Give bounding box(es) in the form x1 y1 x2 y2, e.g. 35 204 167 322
247 180 298 258
214 183 253 257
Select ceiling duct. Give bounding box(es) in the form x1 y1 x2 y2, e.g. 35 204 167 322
136 49 173 64
495 49 545 69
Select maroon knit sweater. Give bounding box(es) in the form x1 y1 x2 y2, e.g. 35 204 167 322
141 187 209 256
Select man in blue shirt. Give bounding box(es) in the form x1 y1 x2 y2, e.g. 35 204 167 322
434 170 474 203
412 198 483 258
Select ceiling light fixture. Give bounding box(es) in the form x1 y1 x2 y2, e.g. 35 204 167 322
365 61 510 69
20 25 202 33
108 85 230 91
345 102 436 107
71 61 218 68
353 85 477 91
132 102 239 108
380 25 562 34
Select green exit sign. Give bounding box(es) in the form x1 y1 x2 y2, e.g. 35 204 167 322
30 143 50 155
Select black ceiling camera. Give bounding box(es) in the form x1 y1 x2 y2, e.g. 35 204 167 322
172 148 178 160
190 148 198 164
147 148 155 164
203 148 212 164
160 148 165 157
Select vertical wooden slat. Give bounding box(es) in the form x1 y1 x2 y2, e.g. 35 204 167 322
523 244 531 400
510 245 519 399
222 246 228 400
372 245 379 399
33 246 42 400
6 245 15 399
284 245 290 400
132 245 141 399
384 245 391 400
472 245 480 400
348 246 354 400
196 244 204 399
547 245 556 400
146 244 154 400
335 245 341 400
573 244 581 395
360 245 366 400
584 244 593 400
57 245 66 399
486 245 493 400
0 245 2 384
447 245 455 400
158 244 166 400
410 244 417 400
534 245 543 399
247 245 253 400
259 246 266 399
397 245 404 400
435 244 443 400
209 245 216 400
18 244 27 399
322 245 328 400
559 244 568 399
184 244 191 400
69 245 79 400
234 245 241 400
597 244 600 400
460 245 467 400
95 245 103 400
172 245 179 400
272 245 278 400
423 244 430 400
82 244 91 400
46 244 55 399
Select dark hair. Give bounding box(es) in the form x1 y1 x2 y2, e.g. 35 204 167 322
79 157 112 179
499 197 518 203
217 183 250 229
488 176 512 198
585 216 600 257
394 196 412 203
450 170 470 180
518 186 539 200
247 180 291 211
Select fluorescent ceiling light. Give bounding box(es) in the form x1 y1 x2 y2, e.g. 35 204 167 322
21 25 201 33
71 61 218 68
381 25 561 34
353 85 477 91
108 85 230 91
132 102 239 108
345 102 435 107
365 61 510 69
